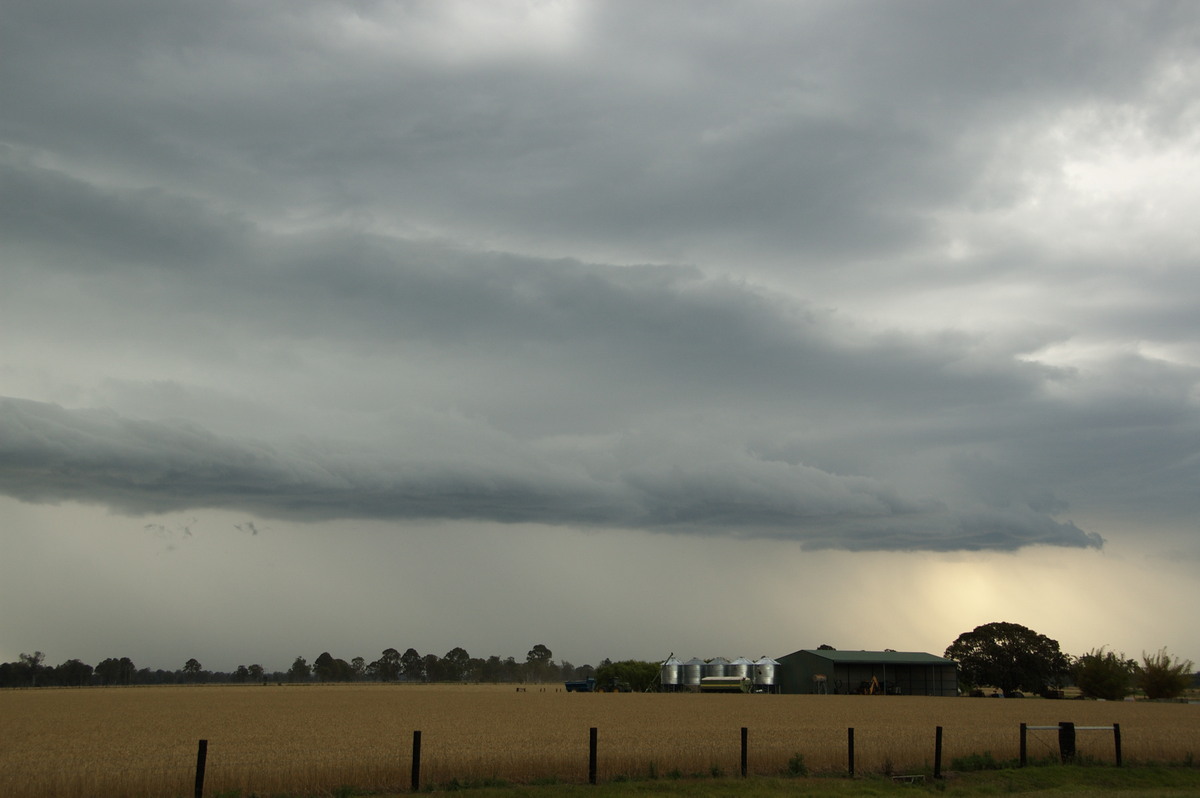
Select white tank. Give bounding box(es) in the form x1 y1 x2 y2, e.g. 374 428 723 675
660 656 683 686
704 656 730 678
753 656 780 686
682 657 705 686
729 657 753 680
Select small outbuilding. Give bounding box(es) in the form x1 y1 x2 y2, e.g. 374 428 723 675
775 650 957 696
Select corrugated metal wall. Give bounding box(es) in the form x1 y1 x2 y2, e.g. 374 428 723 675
776 651 957 696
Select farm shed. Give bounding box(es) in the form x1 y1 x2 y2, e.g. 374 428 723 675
775 650 958 696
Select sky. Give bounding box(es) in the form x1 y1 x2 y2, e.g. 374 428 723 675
2 0 1199 675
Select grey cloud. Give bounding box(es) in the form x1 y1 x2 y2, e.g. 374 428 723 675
0 397 1100 551
6 1 1195 272
0 162 1060 443
2 4 1197 548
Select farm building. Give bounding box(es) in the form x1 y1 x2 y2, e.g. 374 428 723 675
775 650 958 696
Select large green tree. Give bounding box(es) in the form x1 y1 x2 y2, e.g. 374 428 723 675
944 621 1069 694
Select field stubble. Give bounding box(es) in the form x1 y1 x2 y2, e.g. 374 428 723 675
2 684 1198 797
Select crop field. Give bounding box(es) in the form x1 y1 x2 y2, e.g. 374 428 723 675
2 684 1198 798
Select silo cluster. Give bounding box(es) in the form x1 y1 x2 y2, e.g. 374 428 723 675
658 655 780 693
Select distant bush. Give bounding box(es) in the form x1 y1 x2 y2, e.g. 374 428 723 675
1073 648 1135 701
1140 648 1194 700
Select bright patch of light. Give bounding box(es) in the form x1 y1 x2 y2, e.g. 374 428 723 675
331 0 587 64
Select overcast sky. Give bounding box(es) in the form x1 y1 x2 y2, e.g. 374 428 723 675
3 0 1199 674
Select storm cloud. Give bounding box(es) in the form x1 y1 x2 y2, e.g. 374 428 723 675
2 0 1199 669
0 394 1104 551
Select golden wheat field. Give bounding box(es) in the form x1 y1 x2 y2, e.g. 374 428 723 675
2 684 1198 798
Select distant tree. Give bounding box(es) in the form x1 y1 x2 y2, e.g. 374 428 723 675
421 653 441 682
944 622 1069 694
399 648 424 682
595 660 659 692
247 664 265 682
313 652 337 681
526 644 554 683
441 647 471 682
1139 648 1194 700
351 656 366 680
55 658 94 687
480 655 504 682
233 665 250 683
1073 647 1135 701
0 661 21 688
310 653 355 682
375 648 402 682
95 657 136 686
19 651 45 687
183 658 203 682
288 656 311 682
817 644 836 651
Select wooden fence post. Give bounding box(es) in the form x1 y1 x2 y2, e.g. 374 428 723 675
1113 723 1122 767
194 739 207 798
1058 722 1076 764
411 730 421 792
589 727 598 785
740 727 748 777
1019 723 1027 767
847 727 855 777
934 726 943 779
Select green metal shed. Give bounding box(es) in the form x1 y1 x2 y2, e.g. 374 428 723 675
775 650 958 696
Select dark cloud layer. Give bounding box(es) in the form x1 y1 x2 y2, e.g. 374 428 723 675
0 396 1102 551
2 0 1198 558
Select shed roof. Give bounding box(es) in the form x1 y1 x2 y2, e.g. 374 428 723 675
785 650 955 666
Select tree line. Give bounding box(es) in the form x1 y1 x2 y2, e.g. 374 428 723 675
0 644 601 689
7 621 1195 697
944 621 1197 700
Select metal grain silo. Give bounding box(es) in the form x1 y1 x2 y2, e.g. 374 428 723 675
753 656 780 692
659 656 683 691
728 657 753 680
682 657 705 687
704 656 730 679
